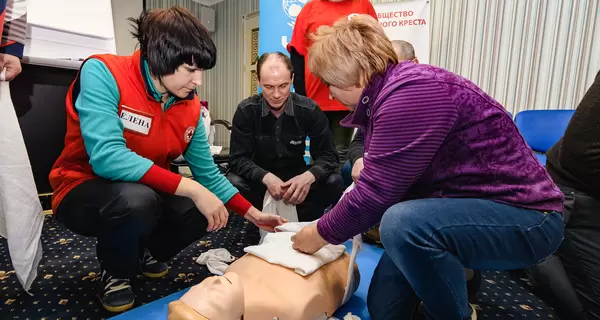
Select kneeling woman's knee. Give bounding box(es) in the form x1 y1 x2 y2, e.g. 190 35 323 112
379 201 427 249
110 183 162 223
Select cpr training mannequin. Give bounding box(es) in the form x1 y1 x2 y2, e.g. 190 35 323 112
168 253 360 320
168 273 244 320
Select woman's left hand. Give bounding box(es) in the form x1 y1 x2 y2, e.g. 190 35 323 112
244 207 287 232
291 224 329 254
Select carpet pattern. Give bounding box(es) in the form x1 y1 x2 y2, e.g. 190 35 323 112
0 215 558 319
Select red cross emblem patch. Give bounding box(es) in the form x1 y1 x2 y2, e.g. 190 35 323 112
184 126 195 143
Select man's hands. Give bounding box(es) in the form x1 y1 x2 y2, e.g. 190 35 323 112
0 54 22 81
281 171 315 205
351 158 364 183
262 173 286 200
263 171 316 205
176 178 229 232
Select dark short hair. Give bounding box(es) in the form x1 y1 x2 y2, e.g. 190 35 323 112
129 6 216 77
256 52 293 81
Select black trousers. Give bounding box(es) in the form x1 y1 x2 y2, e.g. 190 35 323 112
55 178 209 279
226 168 344 222
526 185 600 320
325 111 354 164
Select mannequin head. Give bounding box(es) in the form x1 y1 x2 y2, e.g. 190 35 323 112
170 272 244 320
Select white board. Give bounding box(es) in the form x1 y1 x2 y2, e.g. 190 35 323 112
25 0 117 64
28 0 115 39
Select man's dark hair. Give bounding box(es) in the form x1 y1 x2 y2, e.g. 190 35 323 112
128 6 216 77
256 52 294 81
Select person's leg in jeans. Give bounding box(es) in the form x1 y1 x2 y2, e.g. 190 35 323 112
296 172 345 221
226 172 267 210
55 179 166 312
367 198 564 320
325 111 353 164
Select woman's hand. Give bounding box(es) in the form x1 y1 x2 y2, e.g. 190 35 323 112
291 224 329 254
194 192 229 232
176 177 229 232
244 207 287 232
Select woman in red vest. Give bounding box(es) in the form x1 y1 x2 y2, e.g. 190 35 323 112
49 6 285 313
287 0 378 164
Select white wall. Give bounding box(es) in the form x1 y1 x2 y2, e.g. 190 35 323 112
111 0 144 55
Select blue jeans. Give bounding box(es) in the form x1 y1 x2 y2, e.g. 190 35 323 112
367 198 564 320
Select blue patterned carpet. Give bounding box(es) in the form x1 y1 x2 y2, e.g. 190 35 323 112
0 215 559 319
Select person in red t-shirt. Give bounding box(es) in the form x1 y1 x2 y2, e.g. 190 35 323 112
287 0 377 163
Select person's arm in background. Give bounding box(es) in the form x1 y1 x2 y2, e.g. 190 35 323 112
183 114 252 216
348 128 365 166
317 81 458 245
290 47 306 96
287 2 311 96
0 0 27 81
306 105 339 183
228 103 268 183
557 70 600 193
348 128 365 183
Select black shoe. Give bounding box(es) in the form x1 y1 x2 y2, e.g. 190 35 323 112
99 271 135 312
140 249 169 278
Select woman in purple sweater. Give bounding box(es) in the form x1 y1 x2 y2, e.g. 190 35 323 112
290 15 565 320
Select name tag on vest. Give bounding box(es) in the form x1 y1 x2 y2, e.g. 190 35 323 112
120 107 152 135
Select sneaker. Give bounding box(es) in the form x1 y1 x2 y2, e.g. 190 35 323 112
140 249 169 278
470 304 477 320
99 270 135 312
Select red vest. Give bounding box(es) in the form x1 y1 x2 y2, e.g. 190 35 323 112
49 51 201 212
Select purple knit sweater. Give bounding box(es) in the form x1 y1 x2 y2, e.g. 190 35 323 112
317 62 565 245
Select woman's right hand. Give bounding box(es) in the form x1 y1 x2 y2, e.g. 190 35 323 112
193 192 229 232
176 178 229 232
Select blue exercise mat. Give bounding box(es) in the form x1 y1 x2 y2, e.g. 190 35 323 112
111 241 384 320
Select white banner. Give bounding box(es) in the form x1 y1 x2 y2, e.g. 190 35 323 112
374 0 431 64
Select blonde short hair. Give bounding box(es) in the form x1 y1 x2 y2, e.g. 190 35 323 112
308 14 398 88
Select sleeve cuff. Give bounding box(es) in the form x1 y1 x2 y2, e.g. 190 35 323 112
0 42 24 59
308 166 325 183
225 193 252 217
286 43 307 57
139 165 182 194
253 168 269 185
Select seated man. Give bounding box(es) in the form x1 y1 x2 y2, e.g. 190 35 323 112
227 52 344 222
526 70 600 320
